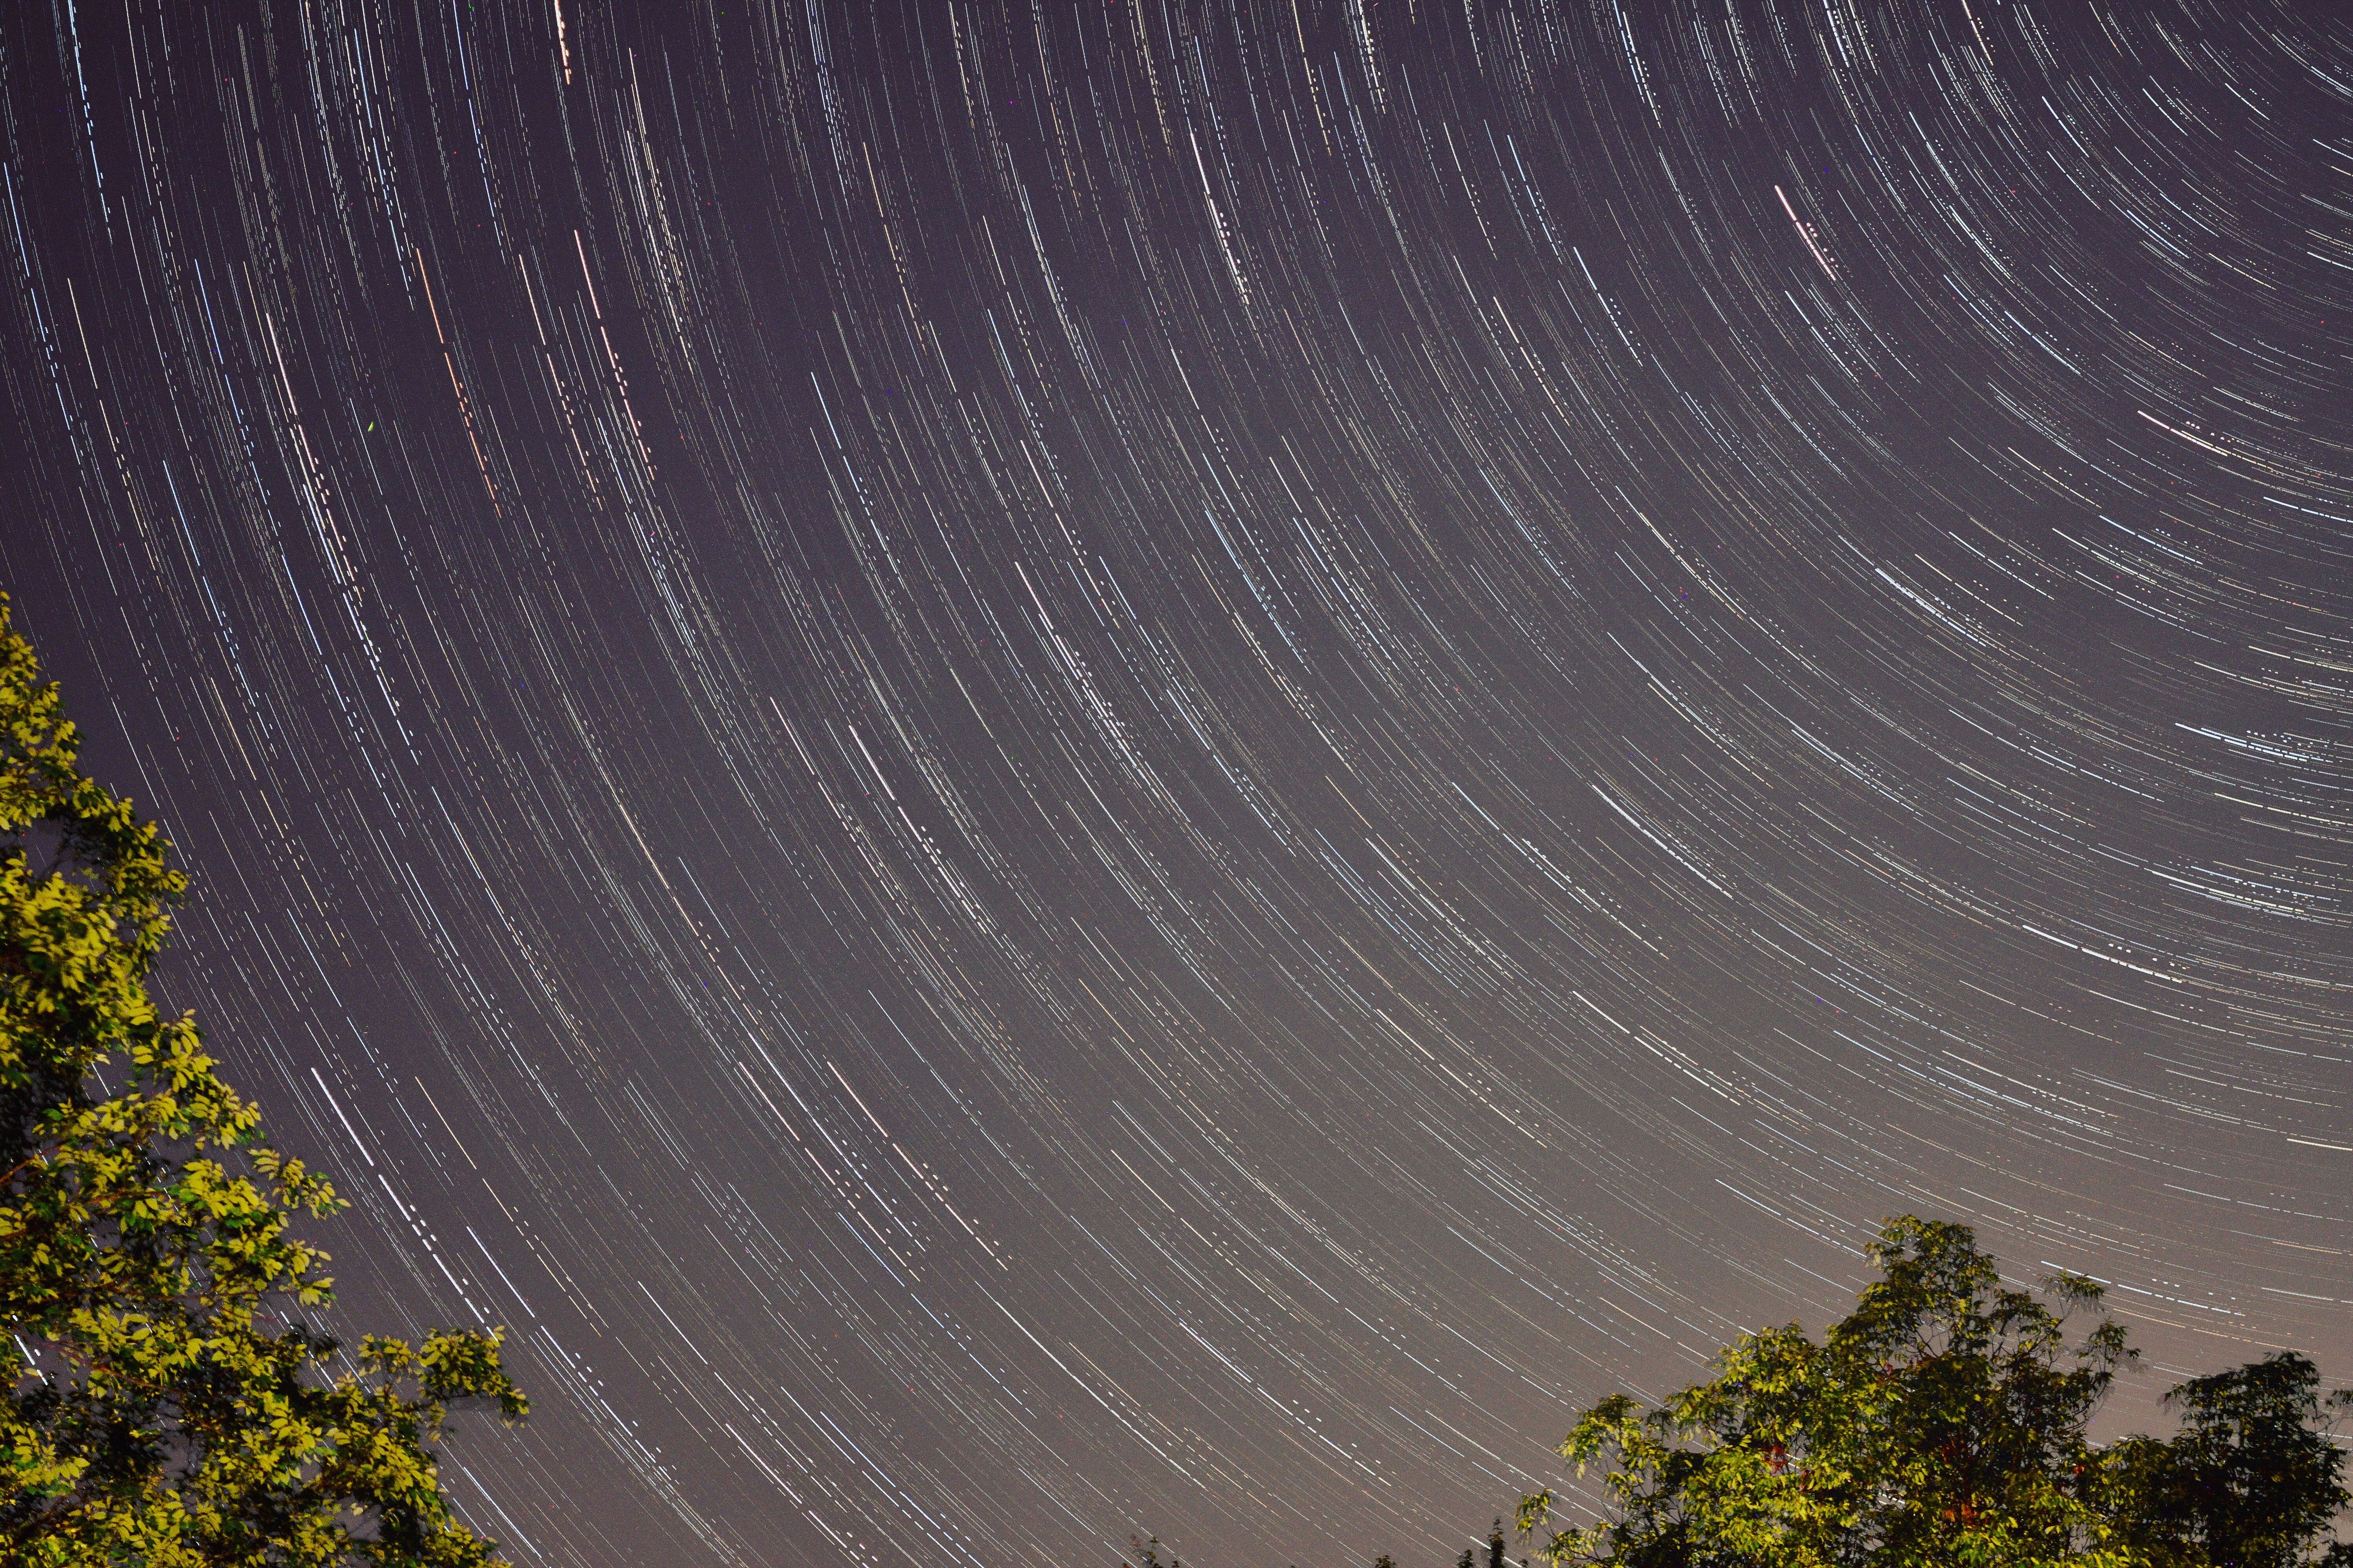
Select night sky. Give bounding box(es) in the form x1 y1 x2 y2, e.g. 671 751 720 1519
5 1 2352 1563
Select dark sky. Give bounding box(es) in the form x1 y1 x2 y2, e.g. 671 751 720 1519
5 1 2352 1563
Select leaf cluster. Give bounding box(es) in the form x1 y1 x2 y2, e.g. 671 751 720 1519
1520 1216 2350 1568
1 597 526 1566
2105 1355 2353 1568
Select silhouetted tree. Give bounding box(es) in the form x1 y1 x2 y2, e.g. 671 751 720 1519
2107 1354 2353 1568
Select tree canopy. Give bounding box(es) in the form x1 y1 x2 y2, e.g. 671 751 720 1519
1 596 526 1566
1517 1216 2351 1568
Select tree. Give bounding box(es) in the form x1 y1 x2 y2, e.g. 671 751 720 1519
0 596 526 1565
2106 1355 2353 1568
1517 1216 2351 1568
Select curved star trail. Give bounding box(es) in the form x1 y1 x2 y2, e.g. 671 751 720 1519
5 1 2352 1562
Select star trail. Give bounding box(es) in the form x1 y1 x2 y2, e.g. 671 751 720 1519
4 1 2352 1563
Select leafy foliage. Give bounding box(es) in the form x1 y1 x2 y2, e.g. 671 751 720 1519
0 596 526 1565
1518 1216 2350 1568
2107 1355 2353 1568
